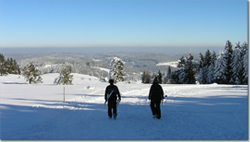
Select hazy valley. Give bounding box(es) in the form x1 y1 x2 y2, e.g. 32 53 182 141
4 52 199 81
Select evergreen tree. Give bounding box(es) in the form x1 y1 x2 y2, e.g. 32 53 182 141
5 58 11 74
223 40 234 83
203 49 212 84
231 42 243 84
142 70 152 83
185 54 196 84
177 56 186 68
0 53 4 64
198 53 204 69
214 52 227 84
23 63 43 84
142 71 146 83
0 53 7 76
173 54 196 84
172 69 182 84
58 66 73 85
242 42 248 84
197 68 204 84
108 57 125 83
165 66 172 84
0 55 21 75
167 66 172 79
178 68 187 84
157 70 162 84
233 42 248 84
174 56 187 83
203 50 212 67
197 53 205 84
207 51 217 83
13 59 21 74
207 65 214 84
144 70 151 83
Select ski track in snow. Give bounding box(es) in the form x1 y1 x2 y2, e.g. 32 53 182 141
0 74 248 140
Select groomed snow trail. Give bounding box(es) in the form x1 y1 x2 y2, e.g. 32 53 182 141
0 74 248 140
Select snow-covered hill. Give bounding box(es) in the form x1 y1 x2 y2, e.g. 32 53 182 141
156 61 179 68
0 73 248 140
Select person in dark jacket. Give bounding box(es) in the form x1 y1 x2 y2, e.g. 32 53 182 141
105 79 121 119
148 77 164 119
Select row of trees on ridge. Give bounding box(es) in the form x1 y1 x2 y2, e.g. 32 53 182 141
142 40 248 85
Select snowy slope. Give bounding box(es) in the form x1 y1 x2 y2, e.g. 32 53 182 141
156 61 178 68
0 73 248 140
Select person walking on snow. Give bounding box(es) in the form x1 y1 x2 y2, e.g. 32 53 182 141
105 79 121 119
148 77 164 119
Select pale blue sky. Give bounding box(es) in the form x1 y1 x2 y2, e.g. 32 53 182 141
0 0 248 50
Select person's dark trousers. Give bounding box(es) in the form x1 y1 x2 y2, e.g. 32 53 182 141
150 100 161 119
108 100 117 118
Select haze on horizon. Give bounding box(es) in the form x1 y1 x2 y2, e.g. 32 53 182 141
0 0 248 54
0 46 226 55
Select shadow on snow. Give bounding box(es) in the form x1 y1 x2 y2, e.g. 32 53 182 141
0 93 248 140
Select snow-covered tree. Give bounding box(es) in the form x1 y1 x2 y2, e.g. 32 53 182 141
203 50 212 67
207 51 217 84
177 56 186 68
242 42 248 84
202 49 212 84
164 66 172 84
55 66 73 85
231 42 243 84
214 52 227 84
197 67 204 84
223 40 234 83
236 42 248 84
108 57 125 83
172 56 187 84
197 53 205 84
178 69 187 84
172 54 196 84
23 63 43 84
207 65 214 84
185 54 196 84
198 53 204 69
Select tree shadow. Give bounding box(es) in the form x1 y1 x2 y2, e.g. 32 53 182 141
2 82 27 85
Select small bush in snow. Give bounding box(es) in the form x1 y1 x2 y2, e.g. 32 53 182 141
23 63 43 84
55 66 73 85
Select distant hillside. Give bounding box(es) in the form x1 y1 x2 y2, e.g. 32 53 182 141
5 52 199 81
